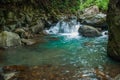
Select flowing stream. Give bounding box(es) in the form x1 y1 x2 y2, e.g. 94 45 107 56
0 18 120 79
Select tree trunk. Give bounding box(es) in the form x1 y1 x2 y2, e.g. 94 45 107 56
107 0 120 61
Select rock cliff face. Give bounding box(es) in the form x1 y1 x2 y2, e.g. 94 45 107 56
0 0 52 47
0 1 45 32
107 0 120 61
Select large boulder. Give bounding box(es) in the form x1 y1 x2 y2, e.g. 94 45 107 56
78 25 101 37
78 5 107 30
0 31 21 47
79 13 107 30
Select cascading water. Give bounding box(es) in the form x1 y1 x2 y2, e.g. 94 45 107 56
45 18 81 38
45 17 108 39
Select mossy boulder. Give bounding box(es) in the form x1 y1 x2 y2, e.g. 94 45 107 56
0 31 21 47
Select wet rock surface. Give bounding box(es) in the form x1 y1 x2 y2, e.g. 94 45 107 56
21 39 38 46
0 65 119 80
78 25 101 37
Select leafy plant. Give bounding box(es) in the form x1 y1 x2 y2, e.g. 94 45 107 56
79 0 109 11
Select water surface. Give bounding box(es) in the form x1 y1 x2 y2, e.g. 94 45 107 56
0 19 120 78
0 34 118 66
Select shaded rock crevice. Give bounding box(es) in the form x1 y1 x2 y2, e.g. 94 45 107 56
107 0 120 61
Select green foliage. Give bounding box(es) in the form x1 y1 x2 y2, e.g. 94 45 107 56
79 0 109 11
0 0 109 14
95 0 109 10
50 0 79 13
49 0 109 13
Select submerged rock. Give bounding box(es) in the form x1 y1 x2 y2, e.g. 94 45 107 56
2 65 27 80
83 42 94 46
3 65 28 72
78 25 101 37
3 72 17 80
21 39 38 45
1 65 112 80
0 31 21 47
48 37 59 41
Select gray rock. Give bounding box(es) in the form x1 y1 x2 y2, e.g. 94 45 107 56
78 6 106 30
3 72 17 80
82 5 99 17
79 13 107 30
21 39 37 45
15 28 25 38
0 31 21 47
15 28 25 33
114 74 120 80
78 25 101 37
84 13 106 24
31 20 44 34
8 24 16 31
15 28 33 39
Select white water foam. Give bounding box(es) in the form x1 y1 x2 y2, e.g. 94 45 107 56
45 19 81 39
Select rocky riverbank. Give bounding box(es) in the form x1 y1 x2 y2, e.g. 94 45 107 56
0 4 107 48
0 65 120 80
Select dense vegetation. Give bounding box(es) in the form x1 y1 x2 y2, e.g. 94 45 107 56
79 0 109 11
0 0 109 13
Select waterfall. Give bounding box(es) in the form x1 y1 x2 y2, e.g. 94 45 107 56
45 18 81 35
